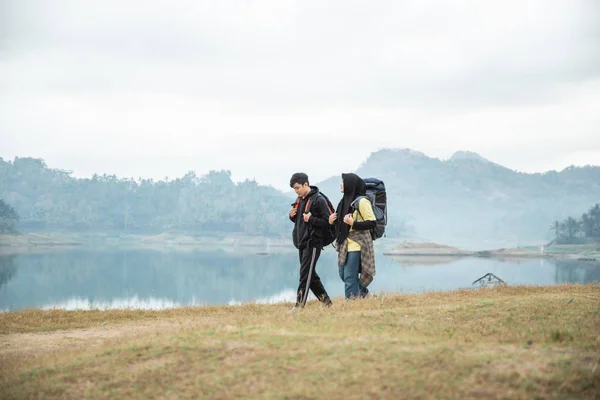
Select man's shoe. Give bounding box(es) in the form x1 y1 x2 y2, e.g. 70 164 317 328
288 305 300 313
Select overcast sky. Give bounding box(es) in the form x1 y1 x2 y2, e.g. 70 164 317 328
1 0 599 190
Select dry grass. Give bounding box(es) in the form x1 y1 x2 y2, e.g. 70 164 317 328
1 284 599 399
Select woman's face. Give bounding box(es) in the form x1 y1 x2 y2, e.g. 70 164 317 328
340 180 344 193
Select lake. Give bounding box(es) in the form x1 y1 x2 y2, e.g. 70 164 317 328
1 247 599 311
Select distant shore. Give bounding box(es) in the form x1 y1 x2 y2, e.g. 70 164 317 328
0 232 293 254
0 233 81 249
2 233 598 262
383 241 600 262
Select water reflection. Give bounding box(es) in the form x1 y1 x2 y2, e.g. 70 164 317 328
0 255 17 289
556 260 600 284
41 296 192 311
0 248 598 311
40 289 300 310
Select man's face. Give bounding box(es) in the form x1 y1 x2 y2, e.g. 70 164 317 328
340 180 344 193
293 182 310 198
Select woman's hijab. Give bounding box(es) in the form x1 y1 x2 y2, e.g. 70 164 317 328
334 173 366 244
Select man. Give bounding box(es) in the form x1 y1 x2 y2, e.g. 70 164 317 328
289 172 333 311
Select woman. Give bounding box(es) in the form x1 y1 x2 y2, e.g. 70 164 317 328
329 173 376 299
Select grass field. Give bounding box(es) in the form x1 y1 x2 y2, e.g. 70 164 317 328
1 284 599 399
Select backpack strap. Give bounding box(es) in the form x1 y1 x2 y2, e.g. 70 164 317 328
295 196 311 214
351 196 368 220
305 193 335 216
293 197 312 214
295 193 336 221
317 193 335 215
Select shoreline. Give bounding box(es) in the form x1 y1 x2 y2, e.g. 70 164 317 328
1 234 598 262
383 241 599 262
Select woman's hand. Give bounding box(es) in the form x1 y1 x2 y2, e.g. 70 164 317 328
329 213 338 225
343 213 354 226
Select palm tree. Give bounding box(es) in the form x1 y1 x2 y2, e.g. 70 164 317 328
589 203 600 237
549 220 561 239
563 217 581 241
581 213 593 238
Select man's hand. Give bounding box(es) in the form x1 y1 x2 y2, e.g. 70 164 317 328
303 212 311 222
343 213 354 226
290 207 298 218
329 213 338 225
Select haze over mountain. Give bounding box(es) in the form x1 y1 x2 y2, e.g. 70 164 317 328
318 148 600 242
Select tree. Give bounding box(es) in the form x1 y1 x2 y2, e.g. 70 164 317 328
579 203 600 239
549 220 561 239
581 213 593 238
0 199 19 234
561 217 581 242
589 203 600 238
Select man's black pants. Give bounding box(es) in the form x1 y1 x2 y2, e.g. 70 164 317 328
296 246 331 307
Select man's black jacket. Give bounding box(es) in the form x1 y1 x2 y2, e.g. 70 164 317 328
290 186 331 249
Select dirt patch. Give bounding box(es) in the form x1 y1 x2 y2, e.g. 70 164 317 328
0 319 191 366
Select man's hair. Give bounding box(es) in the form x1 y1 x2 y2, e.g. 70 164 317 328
290 172 309 188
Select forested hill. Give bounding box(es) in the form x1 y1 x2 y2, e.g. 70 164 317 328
0 157 289 235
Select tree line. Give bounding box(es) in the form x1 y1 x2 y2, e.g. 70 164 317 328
549 203 600 244
0 157 290 236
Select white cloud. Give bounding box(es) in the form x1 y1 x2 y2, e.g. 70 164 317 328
1 0 599 190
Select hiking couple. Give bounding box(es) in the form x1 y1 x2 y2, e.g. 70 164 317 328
288 172 378 311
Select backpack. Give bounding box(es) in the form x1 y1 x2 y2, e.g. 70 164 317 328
292 192 337 247
352 178 387 240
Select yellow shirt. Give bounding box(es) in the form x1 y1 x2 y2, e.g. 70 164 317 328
347 197 376 252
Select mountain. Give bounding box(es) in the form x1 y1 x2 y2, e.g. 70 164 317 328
317 149 600 242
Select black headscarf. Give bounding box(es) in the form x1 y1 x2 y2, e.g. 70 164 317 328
335 173 367 244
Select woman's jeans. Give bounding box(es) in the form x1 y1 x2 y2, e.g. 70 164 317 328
338 251 369 299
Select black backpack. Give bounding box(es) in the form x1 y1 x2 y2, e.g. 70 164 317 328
292 192 337 247
353 178 387 240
